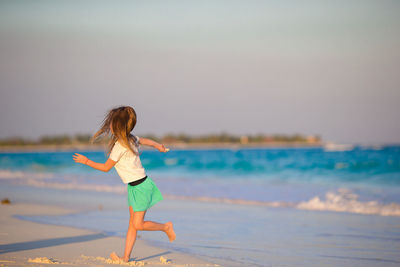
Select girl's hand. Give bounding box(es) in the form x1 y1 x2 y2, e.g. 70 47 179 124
157 144 169 153
73 153 89 164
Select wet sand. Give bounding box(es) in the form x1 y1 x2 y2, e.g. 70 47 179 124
0 203 217 267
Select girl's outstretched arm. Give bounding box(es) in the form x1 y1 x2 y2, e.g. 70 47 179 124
73 153 116 172
139 138 168 152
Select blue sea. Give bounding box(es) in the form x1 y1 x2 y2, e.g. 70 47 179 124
1 145 400 266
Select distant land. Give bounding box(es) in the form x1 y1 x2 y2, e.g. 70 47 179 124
0 133 322 152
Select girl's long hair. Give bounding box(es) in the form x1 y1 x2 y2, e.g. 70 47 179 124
91 106 138 156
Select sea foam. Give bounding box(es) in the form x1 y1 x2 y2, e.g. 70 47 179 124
2 169 400 217
0 169 53 179
297 188 400 216
0 169 125 194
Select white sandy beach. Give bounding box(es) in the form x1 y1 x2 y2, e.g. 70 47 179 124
0 203 217 267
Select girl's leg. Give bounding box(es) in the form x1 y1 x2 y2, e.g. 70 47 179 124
122 207 144 261
130 206 176 242
111 207 145 262
142 220 176 242
111 206 175 262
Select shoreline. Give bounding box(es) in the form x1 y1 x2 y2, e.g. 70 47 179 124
0 142 324 153
1 142 398 153
0 202 218 267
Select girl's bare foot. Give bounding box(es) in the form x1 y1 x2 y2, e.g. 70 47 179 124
164 222 176 242
110 252 128 263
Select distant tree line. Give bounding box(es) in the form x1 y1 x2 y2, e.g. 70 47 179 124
0 134 92 146
158 133 321 144
0 133 321 146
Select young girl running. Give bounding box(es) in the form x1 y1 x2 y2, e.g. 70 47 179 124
73 106 176 263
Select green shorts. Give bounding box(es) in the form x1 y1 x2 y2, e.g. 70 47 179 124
127 177 163 211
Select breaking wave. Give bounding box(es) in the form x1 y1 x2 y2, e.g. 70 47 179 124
1 169 400 217
0 169 53 179
164 191 400 217
297 188 400 216
24 179 126 194
0 169 125 194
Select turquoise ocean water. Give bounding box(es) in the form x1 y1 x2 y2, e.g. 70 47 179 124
1 145 400 266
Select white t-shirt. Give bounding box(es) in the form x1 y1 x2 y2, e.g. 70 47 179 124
109 136 146 184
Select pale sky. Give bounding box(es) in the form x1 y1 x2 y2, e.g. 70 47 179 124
1 0 399 144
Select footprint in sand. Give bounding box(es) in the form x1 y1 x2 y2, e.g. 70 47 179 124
28 257 60 264
80 254 145 266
